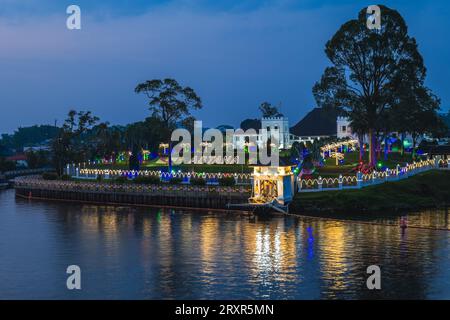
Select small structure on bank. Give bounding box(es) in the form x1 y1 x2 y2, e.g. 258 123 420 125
320 139 358 165
226 158 296 214
247 158 297 214
249 165 295 206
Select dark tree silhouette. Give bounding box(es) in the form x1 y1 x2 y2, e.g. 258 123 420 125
135 78 202 170
313 5 431 166
240 119 261 131
52 110 99 175
259 102 282 118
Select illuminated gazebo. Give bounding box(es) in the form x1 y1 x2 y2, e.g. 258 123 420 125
320 139 359 165
249 159 295 206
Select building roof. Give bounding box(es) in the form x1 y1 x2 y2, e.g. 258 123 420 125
290 107 342 137
6 154 27 161
423 145 450 155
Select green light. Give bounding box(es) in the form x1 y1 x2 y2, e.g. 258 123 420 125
157 209 162 223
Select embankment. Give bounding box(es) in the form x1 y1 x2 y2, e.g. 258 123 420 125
291 170 450 215
15 176 251 211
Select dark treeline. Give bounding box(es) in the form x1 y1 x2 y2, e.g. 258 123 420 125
0 125 59 152
0 114 175 173
50 78 202 174
50 112 171 174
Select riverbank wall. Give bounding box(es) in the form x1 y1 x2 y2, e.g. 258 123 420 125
292 170 450 215
14 177 251 210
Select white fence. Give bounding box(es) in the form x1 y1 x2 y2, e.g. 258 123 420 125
298 158 450 193
66 164 252 185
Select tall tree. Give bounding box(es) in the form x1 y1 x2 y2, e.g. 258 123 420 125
135 78 202 170
259 102 282 118
313 5 427 166
402 87 443 158
240 119 261 131
443 113 450 137
52 110 99 175
90 122 125 161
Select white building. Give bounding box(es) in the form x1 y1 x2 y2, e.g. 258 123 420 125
336 116 428 146
261 117 290 149
233 116 316 150
337 116 353 139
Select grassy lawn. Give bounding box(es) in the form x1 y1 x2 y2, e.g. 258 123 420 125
315 165 357 177
292 170 450 215
317 151 423 177
323 151 418 167
85 151 422 176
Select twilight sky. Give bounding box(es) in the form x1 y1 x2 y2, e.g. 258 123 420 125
0 0 449 133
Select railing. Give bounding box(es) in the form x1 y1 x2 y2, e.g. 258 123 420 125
298 158 449 193
66 165 252 185
3 168 52 178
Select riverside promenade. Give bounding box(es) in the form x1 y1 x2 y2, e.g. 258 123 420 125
13 158 450 212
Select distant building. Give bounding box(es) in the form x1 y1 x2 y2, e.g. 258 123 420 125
336 116 433 146
233 116 317 150
290 107 340 138
261 117 290 149
337 116 353 139
6 154 28 168
23 139 52 153
23 145 52 152
232 106 447 151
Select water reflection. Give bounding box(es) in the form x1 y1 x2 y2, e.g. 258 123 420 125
0 189 449 299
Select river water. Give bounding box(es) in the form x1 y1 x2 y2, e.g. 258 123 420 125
0 189 449 299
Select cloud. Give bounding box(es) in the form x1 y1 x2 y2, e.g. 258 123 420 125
0 0 448 133
0 3 351 132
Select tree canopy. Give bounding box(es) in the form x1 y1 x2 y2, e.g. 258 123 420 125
135 79 202 128
313 5 441 165
259 102 282 118
0 125 59 152
135 78 203 169
52 110 100 174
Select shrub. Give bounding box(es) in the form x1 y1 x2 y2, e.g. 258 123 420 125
190 177 206 186
0 158 15 172
134 175 160 185
219 176 235 186
168 177 183 185
114 176 129 184
42 172 58 180
60 174 72 181
96 175 103 182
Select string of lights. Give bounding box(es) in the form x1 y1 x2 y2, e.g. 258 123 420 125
299 158 448 191
15 177 252 194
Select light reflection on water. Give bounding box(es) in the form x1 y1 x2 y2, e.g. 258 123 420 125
0 189 449 299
